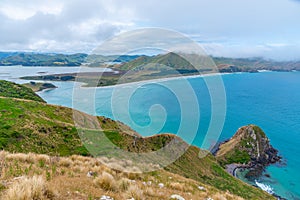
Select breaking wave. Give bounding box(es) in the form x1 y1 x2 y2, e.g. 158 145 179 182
255 180 274 194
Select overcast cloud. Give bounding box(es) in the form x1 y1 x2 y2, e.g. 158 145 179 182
0 0 300 60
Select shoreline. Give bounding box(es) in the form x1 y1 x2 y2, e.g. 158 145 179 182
21 67 299 90
72 71 234 90
228 165 286 200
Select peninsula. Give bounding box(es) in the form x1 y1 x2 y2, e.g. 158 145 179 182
19 52 300 87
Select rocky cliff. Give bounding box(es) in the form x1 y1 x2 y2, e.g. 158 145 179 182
215 125 281 178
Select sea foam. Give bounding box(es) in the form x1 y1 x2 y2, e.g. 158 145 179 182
255 180 274 194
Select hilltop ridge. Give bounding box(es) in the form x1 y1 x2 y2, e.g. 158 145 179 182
0 80 45 102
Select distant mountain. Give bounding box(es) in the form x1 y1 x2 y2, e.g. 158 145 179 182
0 52 141 66
214 57 300 72
0 52 87 66
0 52 16 59
115 52 211 72
115 53 188 70
86 54 140 66
2 51 300 72
115 52 300 74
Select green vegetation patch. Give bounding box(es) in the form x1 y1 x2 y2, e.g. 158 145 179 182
0 80 45 102
0 97 87 156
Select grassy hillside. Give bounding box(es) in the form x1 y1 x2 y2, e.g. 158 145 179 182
0 97 86 156
0 80 45 102
0 151 247 200
0 96 140 157
0 80 274 199
96 130 274 199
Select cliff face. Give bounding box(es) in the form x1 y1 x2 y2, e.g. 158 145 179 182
216 125 281 178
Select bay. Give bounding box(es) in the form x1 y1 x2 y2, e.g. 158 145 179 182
0 66 299 199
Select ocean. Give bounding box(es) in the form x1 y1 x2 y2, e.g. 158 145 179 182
0 66 299 199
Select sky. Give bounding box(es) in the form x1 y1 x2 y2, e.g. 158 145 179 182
0 0 300 60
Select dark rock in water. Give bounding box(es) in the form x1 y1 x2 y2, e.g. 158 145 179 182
245 166 264 180
60 75 74 81
264 173 271 178
215 125 281 178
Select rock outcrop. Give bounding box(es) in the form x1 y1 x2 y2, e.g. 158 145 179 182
215 125 281 178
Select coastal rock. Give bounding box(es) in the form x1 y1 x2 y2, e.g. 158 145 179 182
215 125 281 178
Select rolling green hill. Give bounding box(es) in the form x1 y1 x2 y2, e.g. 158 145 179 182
0 80 274 199
0 80 45 102
0 52 140 66
0 53 87 66
114 52 212 73
114 53 194 70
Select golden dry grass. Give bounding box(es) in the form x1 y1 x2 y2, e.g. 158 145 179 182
93 172 117 191
2 175 55 200
0 151 244 200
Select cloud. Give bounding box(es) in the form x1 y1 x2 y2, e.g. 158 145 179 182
0 0 299 60
0 0 63 20
0 0 134 52
202 42 300 61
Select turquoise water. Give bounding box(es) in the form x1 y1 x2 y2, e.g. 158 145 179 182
2 69 297 199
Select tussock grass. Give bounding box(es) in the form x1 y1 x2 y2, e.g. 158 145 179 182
93 172 117 191
168 182 185 191
0 151 248 199
58 157 72 167
2 175 55 200
126 184 144 200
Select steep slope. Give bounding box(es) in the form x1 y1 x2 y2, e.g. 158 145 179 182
104 130 274 199
0 81 275 199
0 151 247 200
0 80 45 102
0 97 140 156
